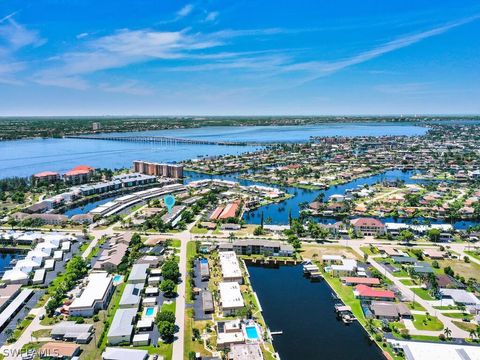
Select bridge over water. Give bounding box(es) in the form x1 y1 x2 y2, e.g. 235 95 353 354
65 135 275 146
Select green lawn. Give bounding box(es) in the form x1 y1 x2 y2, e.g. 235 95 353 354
407 302 426 311
412 314 444 331
465 251 480 261
400 279 415 286
190 226 208 234
453 321 478 332
443 312 473 320
411 287 435 300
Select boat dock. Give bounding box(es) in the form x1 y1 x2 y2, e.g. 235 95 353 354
303 264 323 279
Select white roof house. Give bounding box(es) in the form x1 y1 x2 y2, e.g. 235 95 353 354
69 272 113 317
440 289 480 305
219 251 243 283
102 347 148 360
219 282 244 315
1 269 29 284
397 339 480 360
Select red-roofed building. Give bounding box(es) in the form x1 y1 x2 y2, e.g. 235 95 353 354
350 217 385 236
219 201 240 219
210 206 225 221
354 285 395 301
64 165 95 184
32 171 60 184
341 277 381 286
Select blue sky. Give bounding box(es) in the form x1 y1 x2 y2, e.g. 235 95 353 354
0 0 479 116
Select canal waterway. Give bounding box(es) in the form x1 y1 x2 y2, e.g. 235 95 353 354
0 123 426 178
247 264 385 360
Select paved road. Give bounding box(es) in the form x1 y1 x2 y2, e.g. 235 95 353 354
348 243 469 339
171 217 199 360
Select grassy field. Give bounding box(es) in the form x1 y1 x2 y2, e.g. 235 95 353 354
412 314 444 331
400 279 415 286
411 287 435 300
437 259 480 281
443 312 472 320
407 302 426 311
453 321 478 332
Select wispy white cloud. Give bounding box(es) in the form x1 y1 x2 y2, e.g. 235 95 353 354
76 32 89 39
0 17 46 50
177 4 194 18
99 80 153 95
286 15 480 82
0 13 45 85
204 11 219 23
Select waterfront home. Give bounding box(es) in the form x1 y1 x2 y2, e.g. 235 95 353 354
341 277 380 286
102 347 148 360
51 321 93 343
225 240 294 257
219 251 243 284
64 165 95 184
229 343 264 360
69 272 114 317
33 171 60 184
354 285 395 302
1 269 29 284
321 254 343 265
350 218 386 236
71 213 94 224
216 319 245 349
219 282 245 316
107 307 137 345
39 342 80 359
370 301 411 321
330 261 358 277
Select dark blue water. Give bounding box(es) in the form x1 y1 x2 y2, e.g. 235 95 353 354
0 123 426 179
0 252 21 274
97 122 427 142
248 265 384 360
64 196 116 217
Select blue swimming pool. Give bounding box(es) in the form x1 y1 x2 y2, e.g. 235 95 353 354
200 259 208 264
245 325 259 340
145 307 155 316
113 275 122 282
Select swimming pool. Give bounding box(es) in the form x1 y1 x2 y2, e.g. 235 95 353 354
145 307 155 316
200 259 208 264
113 275 122 282
245 325 260 340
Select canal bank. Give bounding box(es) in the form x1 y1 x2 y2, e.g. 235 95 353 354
247 264 385 360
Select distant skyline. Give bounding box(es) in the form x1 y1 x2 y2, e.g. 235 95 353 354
0 0 479 116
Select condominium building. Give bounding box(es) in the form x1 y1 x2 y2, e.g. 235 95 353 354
69 272 114 317
133 160 183 178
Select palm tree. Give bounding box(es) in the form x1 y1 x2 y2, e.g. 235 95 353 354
366 318 376 333
469 329 477 341
444 327 452 339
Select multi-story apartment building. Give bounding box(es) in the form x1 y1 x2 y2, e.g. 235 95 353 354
133 160 183 178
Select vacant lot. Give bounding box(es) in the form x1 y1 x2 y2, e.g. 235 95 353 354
438 259 480 281
301 244 362 260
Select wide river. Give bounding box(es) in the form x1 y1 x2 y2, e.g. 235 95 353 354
0 122 426 178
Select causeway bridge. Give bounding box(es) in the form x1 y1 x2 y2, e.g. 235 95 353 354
65 135 273 146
